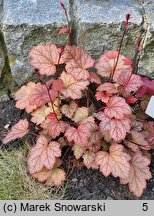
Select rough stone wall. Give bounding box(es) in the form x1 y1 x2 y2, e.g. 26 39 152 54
0 0 154 101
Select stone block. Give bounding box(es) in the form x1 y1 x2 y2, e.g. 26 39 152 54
74 0 142 57
2 0 69 85
74 0 154 79
138 1 154 78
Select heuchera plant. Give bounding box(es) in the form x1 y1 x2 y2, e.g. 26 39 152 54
3 3 154 197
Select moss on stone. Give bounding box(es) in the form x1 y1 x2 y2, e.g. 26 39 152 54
8 55 16 65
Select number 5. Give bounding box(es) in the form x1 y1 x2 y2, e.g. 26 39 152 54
142 203 148 211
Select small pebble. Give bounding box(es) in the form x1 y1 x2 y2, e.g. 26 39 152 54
4 124 10 129
72 178 78 183
0 95 10 102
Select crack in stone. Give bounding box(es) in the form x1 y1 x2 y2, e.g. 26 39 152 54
134 0 149 74
0 0 13 101
0 29 17 101
69 0 78 45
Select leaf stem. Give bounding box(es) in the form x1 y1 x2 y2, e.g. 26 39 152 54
44 83 59 121
29 131 38 137
96 106 105 112
109 29 126 82
127 139 149 149
88 87 98 104
61 147 70 160
36 71 60 120
109 14 130 82
60 2 71 45
57 92 63 114
120 37 142 95
85 90 89 108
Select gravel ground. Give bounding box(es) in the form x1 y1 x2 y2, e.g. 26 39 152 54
0 100 154 200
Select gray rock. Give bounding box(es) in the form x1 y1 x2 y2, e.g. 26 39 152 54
2 0 69 85
74 0 154 79
3 0 69 26
145 1 154 31
138 1 154 78
74 0 143 58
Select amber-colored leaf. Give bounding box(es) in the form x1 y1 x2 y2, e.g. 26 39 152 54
60 71 89 99
96 83 118 94
80 116 96 131
132 131 148 146
52 79 64 91
129 130 151 151
72 107 89 123
57 137 67 147
73 144 85 159
104 96 131 119
61 101 78 119
3 119 29 144
96 112 131 141
31 100 60 125
31 105 51 125
29 44 63 76
87 129 102 146
50 168 66 186
30 84 58 108
83 151 96 169
102 130 112 143
15 82 37 113
96 144 131 178
61 45 75 61
143 121 154 133
89 72 101 84
96 83 118 103
47 112 62 121
120 151 152 197
32 168 52 183
95 50 132 81
126 142 139 152
65 123 90 145
146 135 154 149
61 45 77 63
32 168 65 186
95 92 112 103
118 71 142 94
28 135 61 174
87 141 101 153
86 123 102 153
65 47 95 81
143 122 154 148
41 119 67 139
